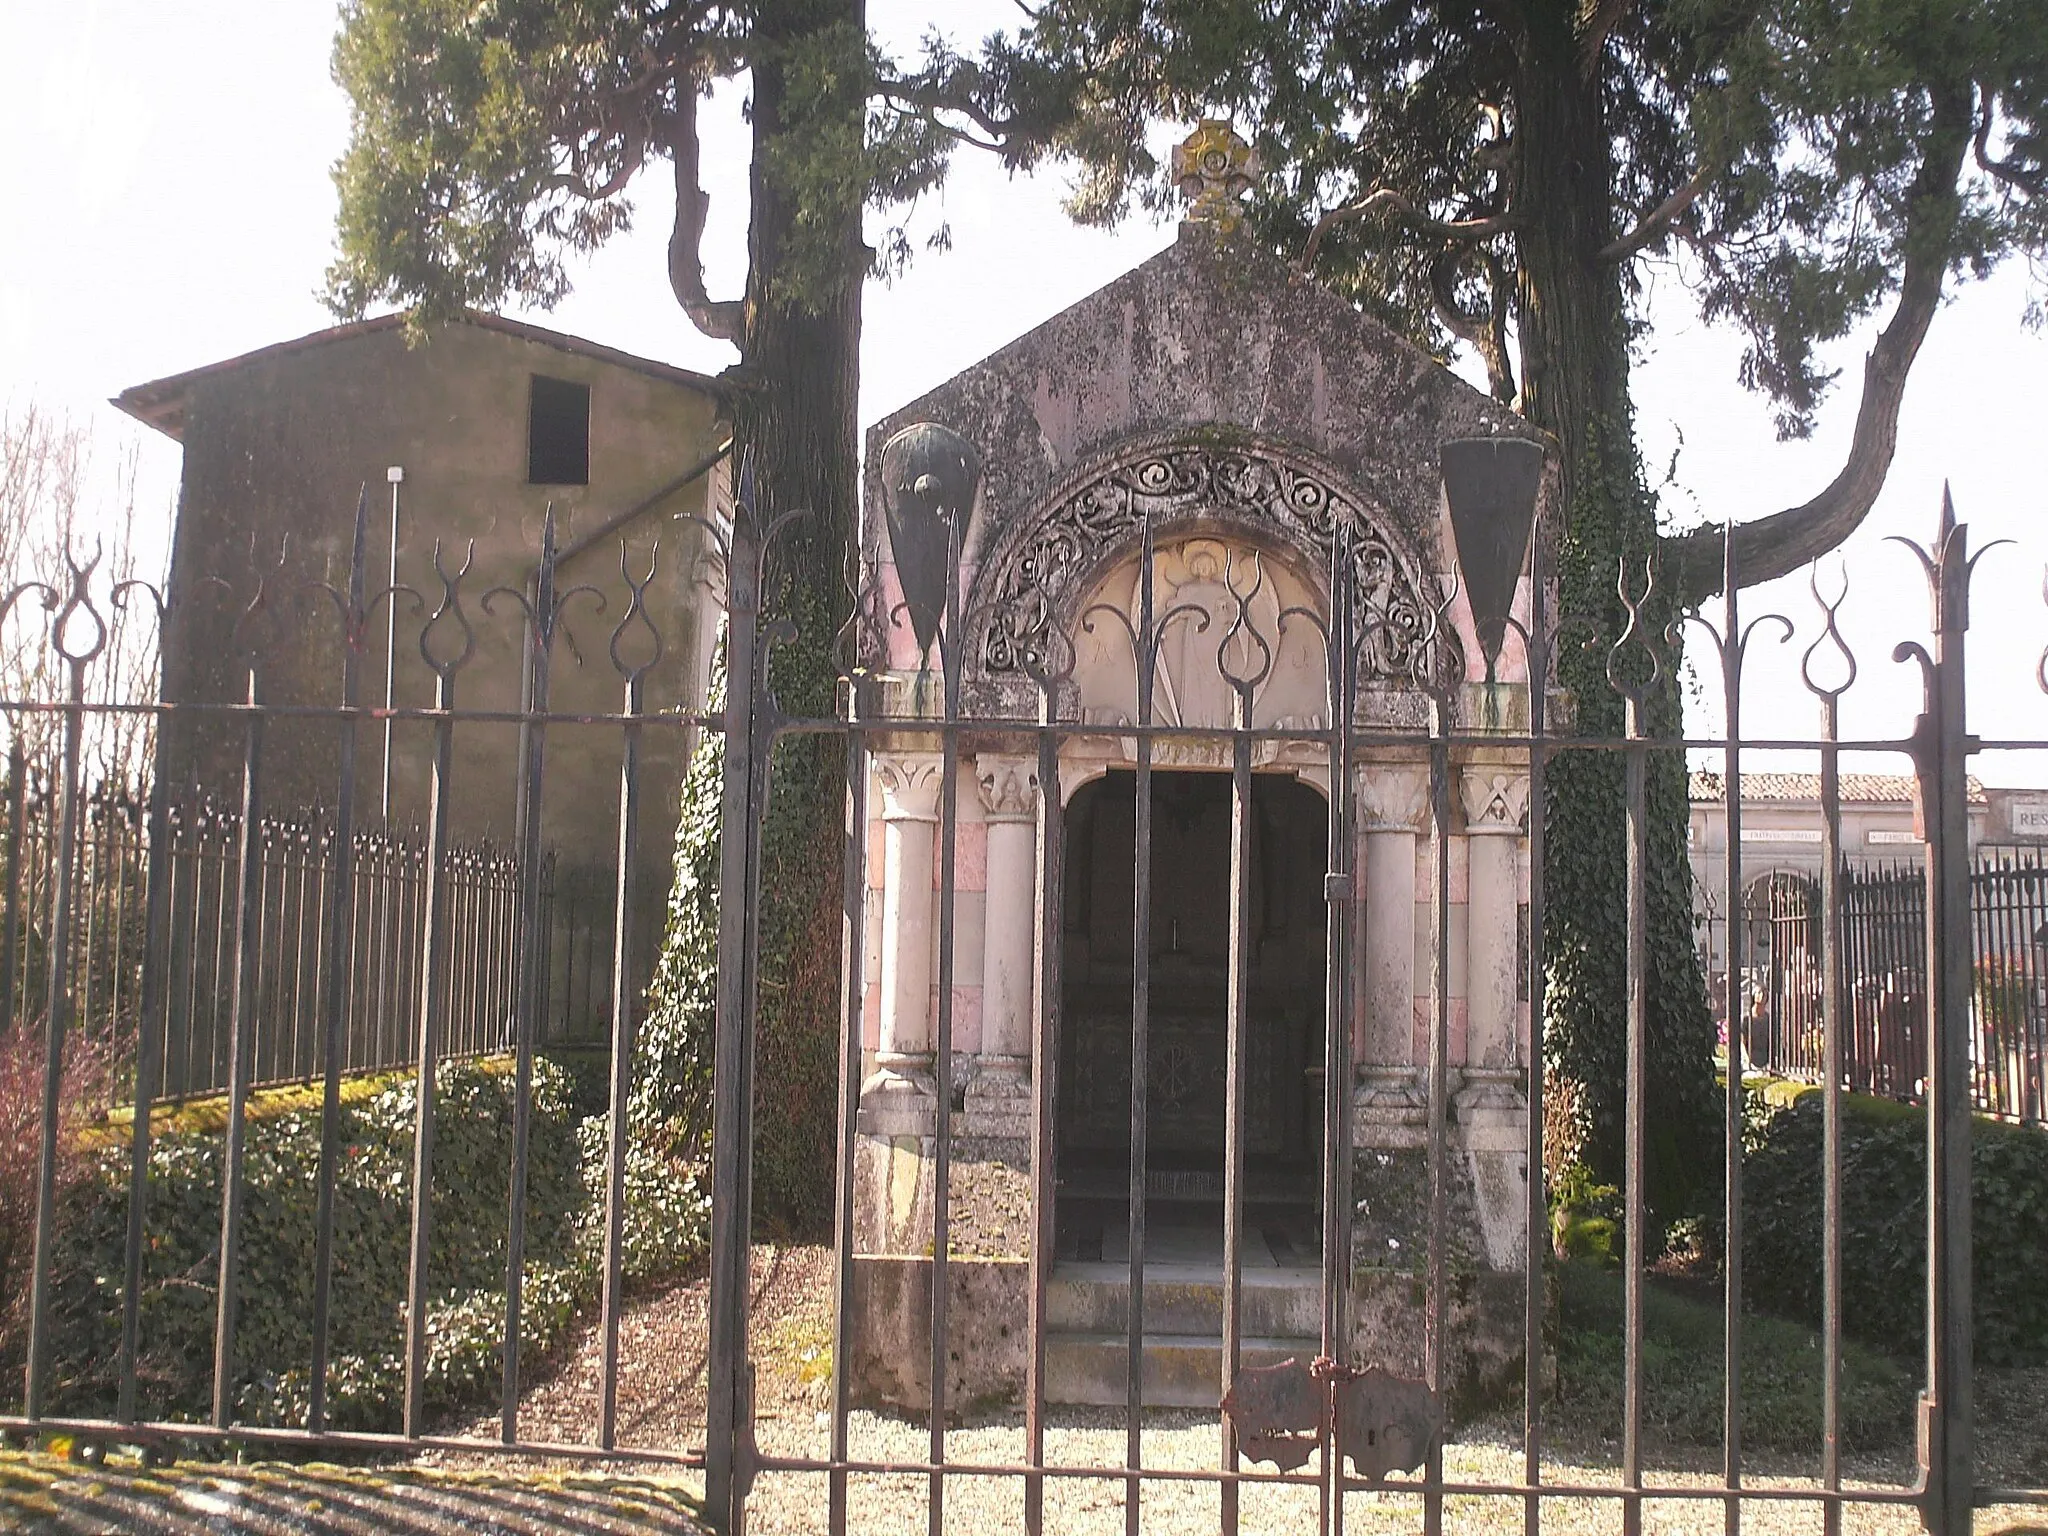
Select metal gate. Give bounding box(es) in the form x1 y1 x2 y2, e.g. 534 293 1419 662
2 462 2043 1536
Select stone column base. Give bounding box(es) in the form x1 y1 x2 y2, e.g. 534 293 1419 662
963 1056 1030 1139
1355 1066 1429 1149
1451 1068 1530 1273
853 1129 936 1256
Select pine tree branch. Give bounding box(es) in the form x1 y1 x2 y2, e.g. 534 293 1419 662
1578 0 1635 76
1600 164 1712 262
663 90 745 346
1974 86 2046 198
1298 190 1518 271
873 79 1014 150
1429 247 1518 402
546 125 649 202
1665 89 1972 598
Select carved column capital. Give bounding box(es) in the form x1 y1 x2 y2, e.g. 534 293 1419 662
1357 763 1432 833
1460 766 1530 835
973 754 1040 822
877 753 945 822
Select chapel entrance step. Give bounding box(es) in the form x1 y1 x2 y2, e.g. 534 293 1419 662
1046 1262 1323 1337
1043 1261 1325 1407
1043 1331 1325 1409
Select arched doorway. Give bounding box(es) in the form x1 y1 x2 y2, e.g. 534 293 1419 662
1054 768 1328 1264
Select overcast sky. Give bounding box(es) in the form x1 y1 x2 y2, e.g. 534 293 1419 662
4 0 2046 779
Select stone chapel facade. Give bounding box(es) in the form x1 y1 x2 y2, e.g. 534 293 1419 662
845 141 1557 1412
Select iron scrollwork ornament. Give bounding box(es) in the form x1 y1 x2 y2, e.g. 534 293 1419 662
976 444 1435 684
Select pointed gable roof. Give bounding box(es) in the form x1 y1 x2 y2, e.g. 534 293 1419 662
865 223 1550 565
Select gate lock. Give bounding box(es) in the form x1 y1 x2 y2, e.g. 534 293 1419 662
1220 1356 1438 1480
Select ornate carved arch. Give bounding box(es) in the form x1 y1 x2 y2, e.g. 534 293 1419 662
968 433 1439 685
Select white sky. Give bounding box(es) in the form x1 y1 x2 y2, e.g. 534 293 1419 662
3 0 2045 781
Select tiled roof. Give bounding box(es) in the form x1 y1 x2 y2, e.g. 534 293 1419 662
1689 770 1987 806
113 310 727 442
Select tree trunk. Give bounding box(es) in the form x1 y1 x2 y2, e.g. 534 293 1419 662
1513 0 1719 1218
724 0 866 1234
641 0 865 1233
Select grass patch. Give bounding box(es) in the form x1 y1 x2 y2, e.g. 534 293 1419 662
1551 1261 1914 1456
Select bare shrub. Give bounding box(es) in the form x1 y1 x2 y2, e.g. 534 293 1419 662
1 402 162 780
0 1019 116 1374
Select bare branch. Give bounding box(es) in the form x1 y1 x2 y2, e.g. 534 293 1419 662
1298 190 1518 272
663 89 744 345
874 79 1014 148
877 97 1003 154
1600 164 1713 262
1665 88 1972 597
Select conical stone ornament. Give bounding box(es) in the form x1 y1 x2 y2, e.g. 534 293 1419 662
1440 436 1543 679
880 422 981 663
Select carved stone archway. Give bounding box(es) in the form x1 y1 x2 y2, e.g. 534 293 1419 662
967 433 1439 693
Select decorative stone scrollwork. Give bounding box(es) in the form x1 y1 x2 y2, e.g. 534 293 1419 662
1173 119 1261 230
1358 764 1433 834
973 755 1038 821
877 754 945 822
1459 767 1530 834
973 442 1437 687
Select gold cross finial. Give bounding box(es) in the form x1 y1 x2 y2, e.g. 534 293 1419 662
1173 119 1261 231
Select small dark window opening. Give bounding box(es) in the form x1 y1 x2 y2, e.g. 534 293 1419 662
528 375 590 485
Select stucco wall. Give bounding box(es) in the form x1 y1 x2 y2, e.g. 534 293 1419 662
155 320 727 1029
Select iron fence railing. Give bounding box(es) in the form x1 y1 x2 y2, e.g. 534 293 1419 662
0 763 606 1098
1744 855 2047 1123
0 448 2038 1536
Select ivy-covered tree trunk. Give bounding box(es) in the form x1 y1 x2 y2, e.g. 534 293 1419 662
725 0 864 1234
1513 0 1719 1217
644 0 865 1236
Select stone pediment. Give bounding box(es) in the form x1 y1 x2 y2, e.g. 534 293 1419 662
860 222 1555 721
864 223 1544 576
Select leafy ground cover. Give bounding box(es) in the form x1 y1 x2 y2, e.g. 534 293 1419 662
1549 1260 1916 1457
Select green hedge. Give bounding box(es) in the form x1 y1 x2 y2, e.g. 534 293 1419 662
1741 1088 2048 1366
31 1055 708 1431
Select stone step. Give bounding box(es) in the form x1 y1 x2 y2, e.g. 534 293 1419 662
1047 1264 1323 1338
1044 1331 1322 1409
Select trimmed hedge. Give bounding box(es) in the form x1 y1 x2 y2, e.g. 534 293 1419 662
28 1055 708 1430
1741 1086 2048 1366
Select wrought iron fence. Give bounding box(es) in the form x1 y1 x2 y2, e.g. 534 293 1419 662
1747 854 2048 1122
0 763 604 1098
0 447 2040 1536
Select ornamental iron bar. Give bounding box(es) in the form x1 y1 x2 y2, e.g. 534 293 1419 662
1746 859 2047 1123
0 458 2037 1536
0 781 599 1098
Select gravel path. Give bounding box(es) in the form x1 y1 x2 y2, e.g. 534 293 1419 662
28 1239 2032 1533
408 1239 2044 1532
742 1408 2046 1536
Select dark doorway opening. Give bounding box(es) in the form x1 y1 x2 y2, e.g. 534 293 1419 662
1055 769 1327 1265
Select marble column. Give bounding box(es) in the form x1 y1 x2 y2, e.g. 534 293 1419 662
867 752 944 1117
966 754 1037 1137
1458 765 1530 1082
1455 761 1531 1273
1356 762 1431 1128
